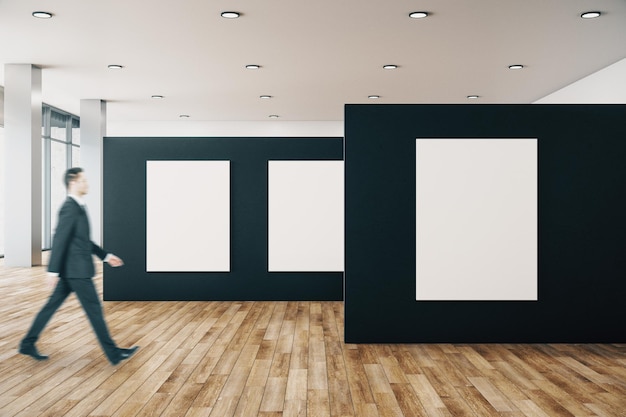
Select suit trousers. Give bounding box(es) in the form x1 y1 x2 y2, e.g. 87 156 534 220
21 277 118 362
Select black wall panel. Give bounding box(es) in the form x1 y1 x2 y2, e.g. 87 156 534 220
345 104 626 343
103 137 343 301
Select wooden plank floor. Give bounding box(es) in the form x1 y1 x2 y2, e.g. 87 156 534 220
1 257 625 417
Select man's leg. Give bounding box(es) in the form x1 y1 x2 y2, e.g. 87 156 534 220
20 278 72 359
68 278 120 363
21 278 72 347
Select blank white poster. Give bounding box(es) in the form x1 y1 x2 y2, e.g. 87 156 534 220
268 161 344 272
416 139 537 300
146 160 230 272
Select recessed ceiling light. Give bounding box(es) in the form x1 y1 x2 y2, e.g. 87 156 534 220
383 65 398 70
580 11 601 19
508 64 524 70
179 114 190 118
221 11 240 19
260 95 273 99
467 95 480 99
151 95 164 99
368 95 380 99
107 64 124 69
246 64 261 70
32 11 53 19
269 115 280 118
409 11 429 19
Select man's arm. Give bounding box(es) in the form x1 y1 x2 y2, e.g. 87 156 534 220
92 243 124 267
47 202 76 275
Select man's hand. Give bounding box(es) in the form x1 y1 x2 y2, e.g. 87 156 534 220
107 254 124 267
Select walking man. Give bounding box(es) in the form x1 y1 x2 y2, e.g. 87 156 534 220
19 167 138 365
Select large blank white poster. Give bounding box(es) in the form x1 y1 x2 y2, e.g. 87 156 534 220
416 139 537 300
268 161 344 272
146 160 230 272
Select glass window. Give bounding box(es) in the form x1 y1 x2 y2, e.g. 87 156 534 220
42 140 48 247
72 117 80 145
50 141 68 236
72 145 80 168
50 110 68 142
41 104 80 249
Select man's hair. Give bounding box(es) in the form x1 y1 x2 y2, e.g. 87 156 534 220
64 167 84 189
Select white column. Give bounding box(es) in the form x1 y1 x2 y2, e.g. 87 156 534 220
4 64 42 266
80 99 106 245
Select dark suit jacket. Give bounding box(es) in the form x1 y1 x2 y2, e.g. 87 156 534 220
48 197 107 279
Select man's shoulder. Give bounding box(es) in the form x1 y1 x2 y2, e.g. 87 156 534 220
58 198 80 214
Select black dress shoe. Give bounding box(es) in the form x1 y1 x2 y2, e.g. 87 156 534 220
18 345 49 361
110 346 139 365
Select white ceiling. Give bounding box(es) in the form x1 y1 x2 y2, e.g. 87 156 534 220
1 0 625 122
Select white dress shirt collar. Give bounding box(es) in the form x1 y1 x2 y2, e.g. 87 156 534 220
69 194 86 207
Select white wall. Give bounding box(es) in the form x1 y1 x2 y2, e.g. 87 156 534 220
535 58 626 104
107 120 343 137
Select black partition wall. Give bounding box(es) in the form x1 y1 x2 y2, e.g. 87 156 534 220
103 137 343 301
345 104 626 343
